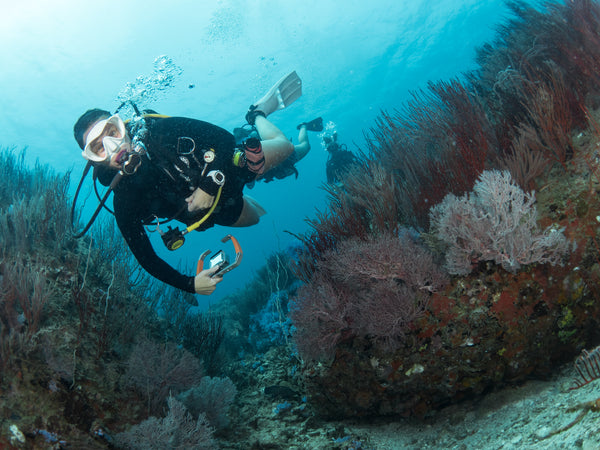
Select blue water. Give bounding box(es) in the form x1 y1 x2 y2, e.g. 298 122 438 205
0 0 523 305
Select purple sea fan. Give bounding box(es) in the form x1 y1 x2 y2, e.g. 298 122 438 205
177 376 237 429
124 340 203 414
429 169 569 275
328 231 449 293
289 277 352 362
290 230 447 362
350 280 430 350
114 396 215 450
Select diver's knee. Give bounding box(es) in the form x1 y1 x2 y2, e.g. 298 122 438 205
294 142 310 162
233 196 265 227
245 195 266 216
278 137 294 153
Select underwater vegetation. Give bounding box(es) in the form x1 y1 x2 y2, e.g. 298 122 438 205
5 0 600 446
287 0 600 418
0 150 235 447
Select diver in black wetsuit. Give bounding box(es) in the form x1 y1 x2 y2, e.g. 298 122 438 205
324 131 358 185
72 73 304 296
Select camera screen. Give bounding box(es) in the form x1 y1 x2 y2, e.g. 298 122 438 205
209 251 227 268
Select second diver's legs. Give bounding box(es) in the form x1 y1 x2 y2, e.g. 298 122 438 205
254 115 294 173
293 124 310 162
292 118 322 163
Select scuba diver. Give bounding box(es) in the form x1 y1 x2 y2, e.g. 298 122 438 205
324 130 358 186
72 72 304 297
233 117 323 183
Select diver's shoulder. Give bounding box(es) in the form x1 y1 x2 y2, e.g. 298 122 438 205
149 116 231 136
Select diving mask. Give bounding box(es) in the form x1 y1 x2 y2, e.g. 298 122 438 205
82 114 130 162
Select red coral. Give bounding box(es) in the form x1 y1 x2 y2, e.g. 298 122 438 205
490 291 520 324
365 79 493 227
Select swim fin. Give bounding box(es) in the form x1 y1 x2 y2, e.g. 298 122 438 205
249 71 303 118
297 117 323 132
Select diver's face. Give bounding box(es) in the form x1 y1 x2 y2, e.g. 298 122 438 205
82 115 131 169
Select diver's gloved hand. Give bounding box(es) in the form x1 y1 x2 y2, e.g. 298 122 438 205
194 266 223 295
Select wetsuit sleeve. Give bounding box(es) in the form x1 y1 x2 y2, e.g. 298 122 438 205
114 196 196 293
195 172 222 197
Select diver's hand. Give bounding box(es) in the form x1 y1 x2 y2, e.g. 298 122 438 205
194 266 223 295
185 187 215 212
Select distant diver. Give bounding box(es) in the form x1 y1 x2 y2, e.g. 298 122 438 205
323 130 358 186
71 71 306 298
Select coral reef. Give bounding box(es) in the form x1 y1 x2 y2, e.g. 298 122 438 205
6 0 600 447
288 0 600 420
0 148 219 448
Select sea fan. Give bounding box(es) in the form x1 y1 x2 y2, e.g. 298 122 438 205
570 345 600 390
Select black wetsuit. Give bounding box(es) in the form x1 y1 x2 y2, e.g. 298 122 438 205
326 145 357 184
96 116 254 293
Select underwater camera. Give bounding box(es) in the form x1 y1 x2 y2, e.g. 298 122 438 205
207 250 229 276
196 234 243 278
